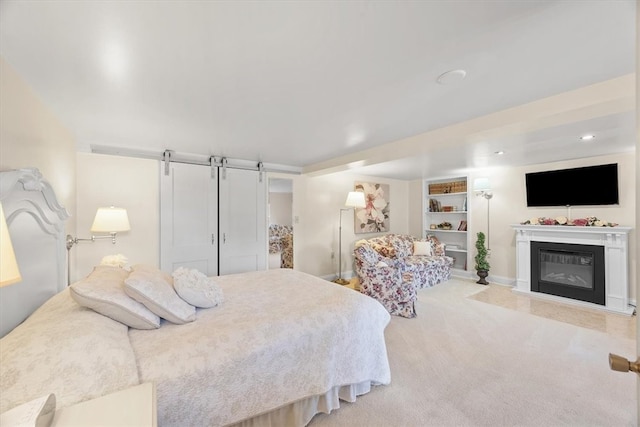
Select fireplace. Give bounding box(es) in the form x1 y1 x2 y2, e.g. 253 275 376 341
511 224 632 315
530 241 605 305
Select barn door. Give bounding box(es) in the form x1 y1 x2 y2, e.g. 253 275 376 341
160 162 218 275
219 168 267 275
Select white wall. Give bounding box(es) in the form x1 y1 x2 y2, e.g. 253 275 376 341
73 163 410 281
0 58 76 236
74 153 159 282
269 192 293 226
75 150 634 290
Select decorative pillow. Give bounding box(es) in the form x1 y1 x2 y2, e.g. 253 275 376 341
70 265 160 329
413 241 432 256
172 267 224 308
426 234 446 256
124 265 196 324
390 235 414 258
100 253 129 268
370 241 396 258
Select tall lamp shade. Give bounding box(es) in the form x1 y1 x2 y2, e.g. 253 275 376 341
90 207 131 233
0 203 22 287
473 178 491 193
345 191 366 208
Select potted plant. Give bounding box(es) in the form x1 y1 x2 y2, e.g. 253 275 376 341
474 231 490 285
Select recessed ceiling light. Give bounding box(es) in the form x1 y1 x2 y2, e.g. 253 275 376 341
579 134 595 141
436 69 467 85
494 151 504 155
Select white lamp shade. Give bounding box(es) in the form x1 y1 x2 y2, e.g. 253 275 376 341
345 191 366 208
473 178 491 192
0 203 22 287
91 207 130 233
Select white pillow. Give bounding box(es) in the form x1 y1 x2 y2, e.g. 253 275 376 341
413 241 432 256
172 267 224 308
70 266 160 329
124 265 196 324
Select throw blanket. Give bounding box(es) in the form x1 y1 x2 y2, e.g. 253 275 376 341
128 269 391 426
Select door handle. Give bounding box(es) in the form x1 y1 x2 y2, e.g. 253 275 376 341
609 353 640 375
223 233 226 244
211 234 215 244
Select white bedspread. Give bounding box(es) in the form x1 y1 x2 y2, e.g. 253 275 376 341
127 269 391 426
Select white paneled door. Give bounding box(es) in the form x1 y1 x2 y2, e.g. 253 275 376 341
219 168 267 275
160 162 218 275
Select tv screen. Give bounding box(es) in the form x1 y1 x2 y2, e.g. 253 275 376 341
525 163 619 207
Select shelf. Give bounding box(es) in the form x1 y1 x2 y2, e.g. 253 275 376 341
428 191 467 197
427 229 467 233
427 211 467 214
445 248 467 253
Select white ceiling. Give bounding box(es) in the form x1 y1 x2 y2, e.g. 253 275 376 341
0 0 635 180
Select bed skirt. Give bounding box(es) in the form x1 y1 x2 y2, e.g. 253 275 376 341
230 380 375 427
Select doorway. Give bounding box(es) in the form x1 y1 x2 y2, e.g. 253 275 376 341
268 178 293 269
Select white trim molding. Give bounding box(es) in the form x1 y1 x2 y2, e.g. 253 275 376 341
511 224 633 315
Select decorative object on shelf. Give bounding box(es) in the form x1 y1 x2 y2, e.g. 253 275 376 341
437 222 452 230
457 220 467 231
521 216 618 227
429 180 467 194
354 182 390 234
474 231 490 285
429 198 442 212
334 191 366 285
430 224 437 230
473 177 493 250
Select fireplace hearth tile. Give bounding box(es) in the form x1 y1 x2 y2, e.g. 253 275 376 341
468 284 635 340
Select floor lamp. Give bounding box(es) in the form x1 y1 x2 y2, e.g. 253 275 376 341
334 191 366 285
473 178 493 249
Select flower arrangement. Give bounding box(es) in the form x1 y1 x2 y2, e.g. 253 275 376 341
521 216 617 227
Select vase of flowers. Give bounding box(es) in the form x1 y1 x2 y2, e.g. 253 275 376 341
474 231 490 285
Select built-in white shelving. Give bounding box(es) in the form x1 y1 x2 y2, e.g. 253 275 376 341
422 176 470 272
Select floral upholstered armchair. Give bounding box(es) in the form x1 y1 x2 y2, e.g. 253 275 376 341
354 234 453 318
269 224 293 268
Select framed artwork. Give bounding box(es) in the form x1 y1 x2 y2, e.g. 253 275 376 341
354 182 390 233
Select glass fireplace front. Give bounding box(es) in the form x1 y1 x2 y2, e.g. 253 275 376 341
530 241 605 305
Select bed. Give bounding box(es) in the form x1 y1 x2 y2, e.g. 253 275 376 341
0 168 391 426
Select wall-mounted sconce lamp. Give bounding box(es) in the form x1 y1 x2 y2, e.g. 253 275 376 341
334 191 366 285
66 206 130 285
66 206 130 250
0 203 22 287
473 178 493 250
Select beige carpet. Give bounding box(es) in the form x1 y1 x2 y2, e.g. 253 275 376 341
310 278 636 426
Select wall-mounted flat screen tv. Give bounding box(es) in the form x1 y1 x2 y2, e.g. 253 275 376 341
525 163 619 207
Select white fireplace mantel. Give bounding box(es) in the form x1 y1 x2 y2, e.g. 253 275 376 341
511 224 633 315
